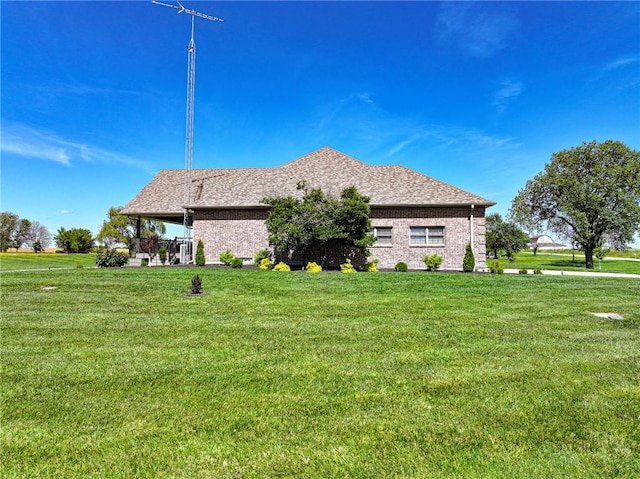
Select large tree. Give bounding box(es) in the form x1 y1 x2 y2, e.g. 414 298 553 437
262 183 376 268
0 212 20 252
510 140 640 269
485 213 529 260
26 221 52 252
97 206 166 255
54 227 94 253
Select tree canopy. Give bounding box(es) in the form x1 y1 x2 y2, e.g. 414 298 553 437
54 227 94 254
97 206 166 255
510 140 640 269
0 212 52 252
485 213 529 260
262 183 376 268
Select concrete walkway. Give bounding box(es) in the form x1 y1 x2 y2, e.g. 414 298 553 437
504 269 640 279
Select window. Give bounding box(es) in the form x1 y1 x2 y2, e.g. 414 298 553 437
410 226 445 246
373 227 393 245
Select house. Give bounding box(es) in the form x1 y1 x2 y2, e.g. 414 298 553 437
121 147 495 270
529 234 567 252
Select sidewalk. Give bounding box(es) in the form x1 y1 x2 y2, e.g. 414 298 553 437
504 269 640 278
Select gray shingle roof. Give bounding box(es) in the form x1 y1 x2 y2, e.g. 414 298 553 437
121 147 495 217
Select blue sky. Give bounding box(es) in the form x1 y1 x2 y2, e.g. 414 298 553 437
2 1 639 245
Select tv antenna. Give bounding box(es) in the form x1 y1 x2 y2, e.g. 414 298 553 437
152 1 223 251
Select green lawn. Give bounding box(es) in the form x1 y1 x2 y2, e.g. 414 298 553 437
0 252 97 271
1 268 639 478
496 251 640 274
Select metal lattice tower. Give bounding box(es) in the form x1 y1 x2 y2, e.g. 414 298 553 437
152 1 223 245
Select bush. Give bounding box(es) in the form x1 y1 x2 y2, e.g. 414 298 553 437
306 262 322 273
462 243 475 272
191 274 202 294
253 249 271 266
259 258 272 270
159 246 168 265
364 258 379 272
488 260 504 274
195 239 206 266
519 268 528 275
340 259 357 273
395 261 408 272
422 254 443 272
272 261 291 272
534 268 542 275
219 249 234 266
231 257 243 268
95 251 129 268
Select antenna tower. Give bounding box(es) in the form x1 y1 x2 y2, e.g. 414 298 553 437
152 1 223 249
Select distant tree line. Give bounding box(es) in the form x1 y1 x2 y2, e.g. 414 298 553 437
0 212 52 252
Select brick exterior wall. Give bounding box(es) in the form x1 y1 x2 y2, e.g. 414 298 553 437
193 209 270 263
193 205 487 270
369 206 487 271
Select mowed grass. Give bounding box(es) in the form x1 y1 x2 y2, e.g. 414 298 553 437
1 268 639 478
0 252 97 271
496 252 640 275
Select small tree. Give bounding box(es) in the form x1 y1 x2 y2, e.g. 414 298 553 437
486 213 529 260
159 246 168 265
462 243 475 272
191 274 203 294
262 184 375 268
195 239 206 266
54 227 94 253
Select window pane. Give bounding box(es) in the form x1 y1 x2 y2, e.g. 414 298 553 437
427 227 444 245
374 227 392 245
410 227 426 245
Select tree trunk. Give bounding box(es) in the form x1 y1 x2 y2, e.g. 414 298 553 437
584 248 595 269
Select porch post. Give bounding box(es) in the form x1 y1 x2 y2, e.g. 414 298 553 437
136 216 141 254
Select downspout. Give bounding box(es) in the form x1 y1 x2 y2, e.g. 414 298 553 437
470 205 475 270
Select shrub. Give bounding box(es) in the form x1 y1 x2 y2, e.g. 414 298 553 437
219 249 234 266
272 261 291 272
195 240 206 266
306 262 322 273
231 257 243 268
364 258 379 272
395 261 408 272
95 251 129 268
534 268 542 275
253 249 271 266
422 254 443 272
141 258 149 267
191 274 202 294
488 260 504 274
462 243 475 272
519 268 528 275
159 246 168 265
340 259 357 273
259 258 272 270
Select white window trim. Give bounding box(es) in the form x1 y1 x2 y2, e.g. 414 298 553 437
372 226 393 247
409 226 445 247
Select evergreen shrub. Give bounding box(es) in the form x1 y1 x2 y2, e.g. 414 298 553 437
395 261 408 272
195 240 206 266
340 259 357 273
219 249 234 266
231 257 243 268
462 243 475 272
273 262 291 272
95 251 129 268
422 254 443 271
306 262 322 273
